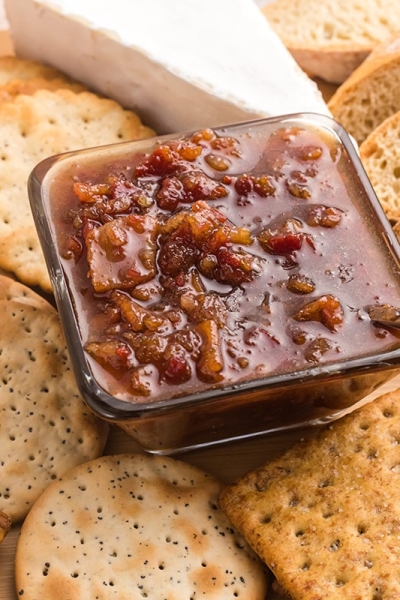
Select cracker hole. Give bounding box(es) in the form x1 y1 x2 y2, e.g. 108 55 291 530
295 530 304 538
367 449 378 459
357 524 367 535
329 540 340 552
318 479 331 488
383 410 394 418
360 423 370 431
364 559 373 569
336 579 346 587
289 496 299 507
71 572 79 578
300 562 310 571
260 514 272 524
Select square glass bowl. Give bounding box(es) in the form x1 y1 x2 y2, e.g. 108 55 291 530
29 113 400 453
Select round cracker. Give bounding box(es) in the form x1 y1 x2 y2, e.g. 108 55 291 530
0 509 11 543
15 453 267 600
0 76 86 101
0 56 69 84
0 88 155 292
0 273 50 308
0 280 109 522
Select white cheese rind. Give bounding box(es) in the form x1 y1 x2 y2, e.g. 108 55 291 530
4 0 330 133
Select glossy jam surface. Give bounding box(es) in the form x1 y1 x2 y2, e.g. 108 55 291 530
48 124 400 403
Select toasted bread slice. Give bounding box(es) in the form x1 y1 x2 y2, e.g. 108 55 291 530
262 0 400 84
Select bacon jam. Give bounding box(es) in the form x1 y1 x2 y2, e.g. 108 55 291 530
49 123 400 403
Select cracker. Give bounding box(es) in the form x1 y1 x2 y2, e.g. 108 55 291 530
219 389 400 599
0 88 155 292
0 55 68 84
0 276 109 522
0 272 50 308
15 453 268 600
0 509 11 543
0 76 86 100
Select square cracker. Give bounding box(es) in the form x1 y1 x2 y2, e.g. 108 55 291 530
219 389 400 599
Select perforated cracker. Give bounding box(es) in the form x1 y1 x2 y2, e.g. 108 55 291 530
0 76 86 100
0 55 69 84
219 389 400 599
0 88 154 292
15 453 268 600
0 275 109 522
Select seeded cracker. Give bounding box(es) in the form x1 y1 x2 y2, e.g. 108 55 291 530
0 275 109 522
219 389 400 599
0 87 155 292
15 453 268 600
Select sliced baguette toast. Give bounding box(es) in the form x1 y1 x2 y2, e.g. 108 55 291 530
329 33 400 144
262 0 400 84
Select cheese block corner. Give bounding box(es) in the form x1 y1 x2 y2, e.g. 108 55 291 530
4 0 330 133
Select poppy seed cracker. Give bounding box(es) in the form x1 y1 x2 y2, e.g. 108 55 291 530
15 453 268 600
0 275 109 522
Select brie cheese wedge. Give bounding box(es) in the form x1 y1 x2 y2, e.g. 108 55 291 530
5 0 330 133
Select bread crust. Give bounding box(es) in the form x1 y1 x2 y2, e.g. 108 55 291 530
359 109 400 220
290 47 370 85
329 33 400 143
